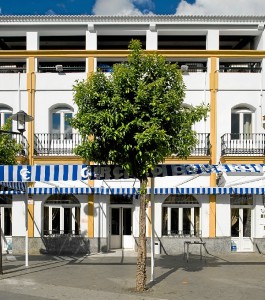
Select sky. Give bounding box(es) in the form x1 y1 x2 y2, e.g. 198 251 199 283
0 0 264 16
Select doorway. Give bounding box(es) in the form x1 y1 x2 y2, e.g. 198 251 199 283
110 207 133 249
231 207 253 252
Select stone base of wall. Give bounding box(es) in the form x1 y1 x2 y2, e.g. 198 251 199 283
12 236 108 255
12 236 265 255
145 237 232 255
253 238 265 254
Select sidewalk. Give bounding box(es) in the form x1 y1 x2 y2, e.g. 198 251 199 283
0 250 265 299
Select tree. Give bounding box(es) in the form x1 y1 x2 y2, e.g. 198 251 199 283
0 119 22 165
71 40 209 291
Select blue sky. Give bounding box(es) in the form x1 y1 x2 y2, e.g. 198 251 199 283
0 0 264 16
0 0 193 15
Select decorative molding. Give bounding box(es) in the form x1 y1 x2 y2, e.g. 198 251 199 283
0 15 265 24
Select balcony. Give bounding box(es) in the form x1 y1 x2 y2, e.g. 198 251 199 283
221 133 265 156
0 132 29 156
34 133 83 156
34 133 210 157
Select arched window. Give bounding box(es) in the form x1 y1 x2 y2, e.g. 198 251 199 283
43 194 80 236
0 105 13 128
162 195 201 237
50 105 74 139
231 105 255 139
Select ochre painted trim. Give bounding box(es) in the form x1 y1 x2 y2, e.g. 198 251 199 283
165 157 211 164
28 202 34 238
209 174 216 238
88 194 94 238
87 57 94 78
33 156 85 165
27 57 35 166
220 156 265 164
209 57 218 238
0 50 265 58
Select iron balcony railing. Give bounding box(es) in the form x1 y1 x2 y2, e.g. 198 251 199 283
34 132 210 157
34 133 84 156
219 62 262 73
171 133 210 156
0 131 29 156
221 133 265 156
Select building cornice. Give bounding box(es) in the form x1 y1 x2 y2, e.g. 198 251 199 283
0 15 264 24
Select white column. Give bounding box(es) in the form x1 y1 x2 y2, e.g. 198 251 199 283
179 208 183 235
207 30 219 73
86 24 97 73
146 23 157 50
80 201 88 237
86 24 97 50
167 207 171 235
26 32 39 50
154 198 162 237
33 199 42 237
255 24 265 50
206 30 219 50
12 196 26 236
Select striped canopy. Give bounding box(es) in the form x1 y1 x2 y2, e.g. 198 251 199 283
1 186 265 195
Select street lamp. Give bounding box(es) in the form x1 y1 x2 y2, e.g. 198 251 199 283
10 110 34 134
0 110 34 274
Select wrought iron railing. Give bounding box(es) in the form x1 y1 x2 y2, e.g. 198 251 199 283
0 64 26 73
34 133 83 156
0 131 29 156
221 133 265 156
34 133 210 157
38 63 86 73
219 62 262 73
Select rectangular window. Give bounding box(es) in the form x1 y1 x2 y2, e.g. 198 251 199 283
64 207 72 234
171 208 179 235
4 208 12 236
64 113 73 138
231 113 240 139
52 208 60 234
52 113 61 138
44 207 49 235
243 113 252 135
183 208 191 235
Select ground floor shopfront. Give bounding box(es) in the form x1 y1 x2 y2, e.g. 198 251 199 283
1 191 265 255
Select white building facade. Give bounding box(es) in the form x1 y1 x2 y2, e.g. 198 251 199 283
0 15 265 255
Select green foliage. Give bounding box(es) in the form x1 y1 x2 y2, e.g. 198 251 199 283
72 39 209 180
0 119 22 165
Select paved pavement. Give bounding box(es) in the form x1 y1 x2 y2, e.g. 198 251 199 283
0 250 265 299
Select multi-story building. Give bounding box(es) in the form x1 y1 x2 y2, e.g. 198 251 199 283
0 15 265 255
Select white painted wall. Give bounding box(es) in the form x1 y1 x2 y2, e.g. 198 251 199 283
216 195 231 237
12 196 26 236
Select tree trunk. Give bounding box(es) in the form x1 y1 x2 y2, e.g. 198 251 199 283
136 179 147 291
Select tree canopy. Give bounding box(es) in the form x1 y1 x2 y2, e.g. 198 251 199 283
0 119 22 165
72 40 209 180
72 39 209 291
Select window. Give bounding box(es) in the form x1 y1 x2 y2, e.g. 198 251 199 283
43 194 80 235
162 195 201 237
0 195 12 236
0 105 12 128
50 105 73 139
231 106 254 139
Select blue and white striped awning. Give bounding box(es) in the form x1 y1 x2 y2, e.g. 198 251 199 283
0 186 261 195
0 164 264 182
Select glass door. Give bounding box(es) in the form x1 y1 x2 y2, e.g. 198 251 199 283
110 207 133 249
231 208 253 252
122 208 133 249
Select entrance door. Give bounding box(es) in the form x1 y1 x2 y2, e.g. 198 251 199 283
110 207 133 249
231 208 253 252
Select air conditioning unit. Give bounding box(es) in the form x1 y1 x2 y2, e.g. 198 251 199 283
55 64 63 72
